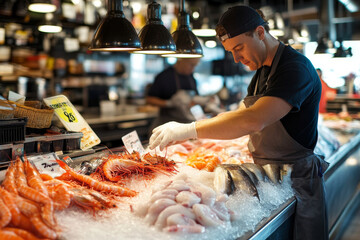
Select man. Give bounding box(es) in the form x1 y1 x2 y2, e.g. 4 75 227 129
149 5 329 240
146 58 200 131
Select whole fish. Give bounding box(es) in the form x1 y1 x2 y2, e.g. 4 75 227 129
241 163 268 182
262 164 281 184
214 166 235 195
215 164 259 200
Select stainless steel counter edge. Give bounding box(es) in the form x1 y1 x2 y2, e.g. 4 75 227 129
240 197 296 240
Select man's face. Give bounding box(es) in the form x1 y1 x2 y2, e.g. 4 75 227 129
221 26 266 71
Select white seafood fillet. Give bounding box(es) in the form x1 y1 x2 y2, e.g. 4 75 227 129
188 181 216 206
192 203 224 227
149 189 178 203
164 213 205 233
145 198 176 225
167 180 191 192
175 191 201 208
211 201 230 221
155 204 196 229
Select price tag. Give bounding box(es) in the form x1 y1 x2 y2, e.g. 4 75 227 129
122 130 145 154
27 153 66 178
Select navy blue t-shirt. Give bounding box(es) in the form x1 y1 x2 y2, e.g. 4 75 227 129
247 45 321 150
148 67 198 99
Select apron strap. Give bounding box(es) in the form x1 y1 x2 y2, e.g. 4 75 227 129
254 42 285 96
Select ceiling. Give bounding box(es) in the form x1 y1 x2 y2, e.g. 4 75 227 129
180 0 360 41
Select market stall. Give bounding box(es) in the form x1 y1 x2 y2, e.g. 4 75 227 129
1 115 359 240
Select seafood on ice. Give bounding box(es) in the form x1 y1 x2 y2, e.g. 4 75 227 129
133 173 235 233
165 137 253 172
93 151 178 182
214 163 292 199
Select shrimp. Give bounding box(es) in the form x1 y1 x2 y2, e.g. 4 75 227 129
14 196 57 239
0 187 21 226
70 188 104 214
11 213 35 234
30 216 57 240
0 197 12 228
14 159 56 228
2 161 18 194
24 159 48 196
47 184 71 211
2 228 40 240
56 159 137 197
0 230 23 240
102 158 144 181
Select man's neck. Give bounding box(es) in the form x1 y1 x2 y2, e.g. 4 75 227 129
263 37 280 67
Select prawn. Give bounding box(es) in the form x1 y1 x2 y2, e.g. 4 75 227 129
0 230 23 240
47 184 71 211
30 216 57 240
2 227 40 240
2 160 18 194
14 196 57 239
14 159 56 228
56 159 137 197
0 187 21 226
24 159 49 196
102 158 144 181
0 197 11 228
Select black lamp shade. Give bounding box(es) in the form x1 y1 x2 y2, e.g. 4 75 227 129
89 0 141 51
133 2 175 54
163 11 203 58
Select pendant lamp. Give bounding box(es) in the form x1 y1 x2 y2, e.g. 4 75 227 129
132 1 176 54
38 13 62 33
28 0 57 13
192 17 216 37
89 0 141 52
162 0 203 58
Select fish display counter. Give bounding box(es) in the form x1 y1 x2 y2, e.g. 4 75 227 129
0 121 359 239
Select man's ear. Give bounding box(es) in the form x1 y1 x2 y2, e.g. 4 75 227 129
256 26 265 40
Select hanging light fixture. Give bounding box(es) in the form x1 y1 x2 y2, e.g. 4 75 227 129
163 0 203 58
38 13 62 33
132 1 175 55
192 17 216 37
28 0 57 13
89 0 141 52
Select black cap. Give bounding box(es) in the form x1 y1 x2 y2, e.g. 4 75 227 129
216 5 266 41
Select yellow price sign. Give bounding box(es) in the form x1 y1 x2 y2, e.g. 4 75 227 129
48 100 78 123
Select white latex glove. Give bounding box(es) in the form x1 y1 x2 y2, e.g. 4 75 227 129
149 121 197 151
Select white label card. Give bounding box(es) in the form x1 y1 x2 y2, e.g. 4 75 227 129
122 130 145 154
27 153 66 178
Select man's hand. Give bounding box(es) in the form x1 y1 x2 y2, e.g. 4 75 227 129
149 121 197 151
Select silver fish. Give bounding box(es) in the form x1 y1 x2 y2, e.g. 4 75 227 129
214 166 235 195
218 164 259 200
262 164 281 184
241 163 268 182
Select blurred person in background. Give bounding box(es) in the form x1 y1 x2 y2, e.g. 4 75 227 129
317 68 337 113
149 5 329 240
146 58 203 132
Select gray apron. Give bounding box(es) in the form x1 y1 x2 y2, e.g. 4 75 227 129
150 71 196 132
244 42 329 240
